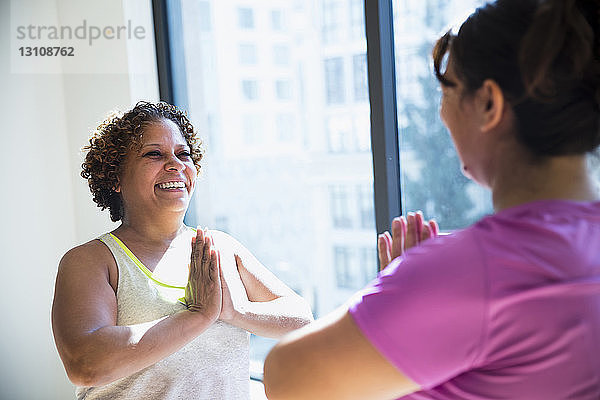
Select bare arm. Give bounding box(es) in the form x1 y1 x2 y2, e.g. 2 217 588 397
263 309 420 399
211 231 314 338
52 230 221 387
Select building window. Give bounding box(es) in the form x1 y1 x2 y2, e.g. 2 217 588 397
359 247 377 284
357 184 375 230
275 79 292 100
271 9 284 31
334 247 376 289
349 0 365 39
322 0 343 44
353 53 368 102
239 43 257 65
241 79 258 100
238 7 254 29
330 185 353 229
273 44 291 66
334 246 353 289
276 113 295 142
324 57 345 104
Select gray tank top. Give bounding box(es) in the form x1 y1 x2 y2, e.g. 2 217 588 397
75 230 250 400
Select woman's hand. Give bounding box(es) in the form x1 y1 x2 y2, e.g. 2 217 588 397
378 211 439 270
184 229 222 322
218 254 249 323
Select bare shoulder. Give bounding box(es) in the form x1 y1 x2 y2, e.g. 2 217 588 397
58 238 118 291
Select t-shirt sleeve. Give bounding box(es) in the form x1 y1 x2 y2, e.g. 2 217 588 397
348 230 488 390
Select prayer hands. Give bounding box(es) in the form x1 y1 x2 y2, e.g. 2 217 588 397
378 211 439 270
218 254 246 322
184 229 222 322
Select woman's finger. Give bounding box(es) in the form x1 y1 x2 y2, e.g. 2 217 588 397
405 213 418 250
429 219 439 237
391 217 405 259
209 249 218 283
421 223 431 242
378 232 392 270
415 211 424 243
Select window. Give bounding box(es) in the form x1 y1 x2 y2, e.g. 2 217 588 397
241 79 258 100
357 184 375 230
271 9 284 31
324 57 345 105
275 80 292 100
349 0 365 40
238 7 254 29
359 247 377 286
333 246 353 288
273 44 290 66
322 0 342 44
330 185 353 229
352 53 368 102
334 246 376 289
239 43 257 65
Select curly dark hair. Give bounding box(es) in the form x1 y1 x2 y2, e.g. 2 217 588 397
81 101 204 222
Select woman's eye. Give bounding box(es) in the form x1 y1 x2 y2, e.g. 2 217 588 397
178 152 192 159
143 151 161 157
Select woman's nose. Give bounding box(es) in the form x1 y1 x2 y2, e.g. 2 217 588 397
165 154 185 171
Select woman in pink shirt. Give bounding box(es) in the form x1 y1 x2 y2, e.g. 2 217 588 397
263 0 600 398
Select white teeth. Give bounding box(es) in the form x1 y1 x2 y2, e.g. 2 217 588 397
157 181 185 189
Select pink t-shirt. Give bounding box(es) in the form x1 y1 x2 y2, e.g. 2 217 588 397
349 200 600 399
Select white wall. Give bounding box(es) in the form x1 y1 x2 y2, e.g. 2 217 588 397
0 0 158 398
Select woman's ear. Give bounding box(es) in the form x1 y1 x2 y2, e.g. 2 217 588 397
478 79 505 133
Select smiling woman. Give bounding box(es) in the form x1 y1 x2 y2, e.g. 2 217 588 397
81 102 203 222
52 101 313 400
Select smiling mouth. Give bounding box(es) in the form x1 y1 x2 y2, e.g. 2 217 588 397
156 181 186 189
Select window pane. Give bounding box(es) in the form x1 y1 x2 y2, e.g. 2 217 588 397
238 7 254 29
271 9 285 31
241 79 258 100
349 0 365 40
324 57 345 105
177 0 374 377
239 43 258 65
322 0 343 44
392 0 493 230
273 44 290 66
275 79 292 100
352 53 368 102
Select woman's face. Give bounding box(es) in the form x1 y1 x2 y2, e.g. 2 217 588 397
116 119 197 219
439 57 488 185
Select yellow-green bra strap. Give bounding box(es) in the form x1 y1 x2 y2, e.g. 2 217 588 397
108 233 186 290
